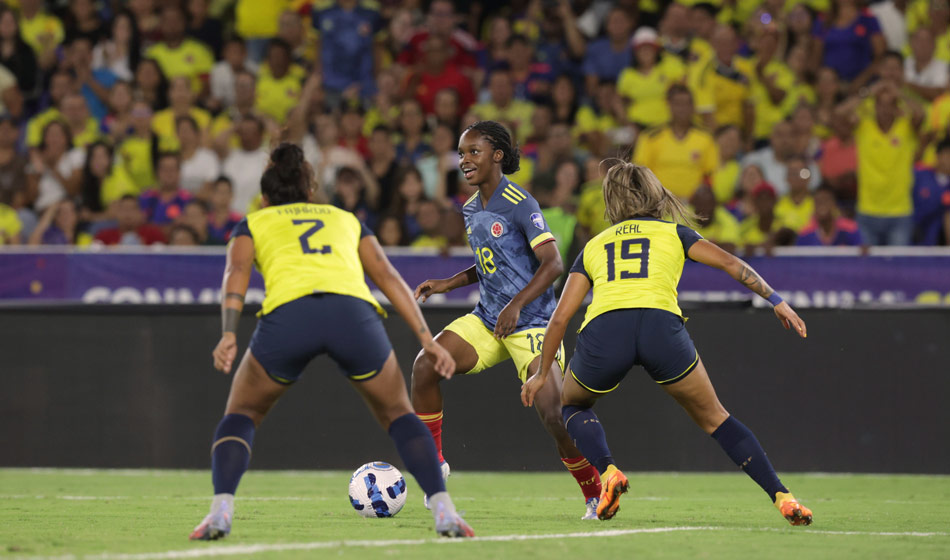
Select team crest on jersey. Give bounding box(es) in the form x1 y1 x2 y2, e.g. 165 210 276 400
529 212 545 230
491 221 504 237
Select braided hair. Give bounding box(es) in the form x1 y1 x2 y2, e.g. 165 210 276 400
462 121 520 174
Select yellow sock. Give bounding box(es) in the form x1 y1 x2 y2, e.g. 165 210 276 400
601 464 618 485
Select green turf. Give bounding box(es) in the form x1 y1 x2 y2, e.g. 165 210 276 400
1 469 948 559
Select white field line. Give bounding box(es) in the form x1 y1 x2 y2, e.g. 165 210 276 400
6 468 949 479
19 526 950 560
0 495 667 502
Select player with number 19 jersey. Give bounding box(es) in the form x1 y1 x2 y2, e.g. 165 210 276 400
463 176 556 332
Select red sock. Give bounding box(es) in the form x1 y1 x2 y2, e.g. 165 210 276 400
562 456 602 501
416 411 444 463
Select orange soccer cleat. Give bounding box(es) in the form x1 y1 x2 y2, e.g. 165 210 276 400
775 491 813 526
596 465 630 520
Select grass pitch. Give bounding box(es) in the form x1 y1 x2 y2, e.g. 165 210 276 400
1 469 948 559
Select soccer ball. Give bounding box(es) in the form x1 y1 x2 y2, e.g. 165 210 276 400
348 461 407 518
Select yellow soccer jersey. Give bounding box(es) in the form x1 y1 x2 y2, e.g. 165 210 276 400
571 218 703 330
19 12 64 55
632 125 719 200
0 202 22 244
749 58 795 141
233 203 383 316
257 73 302 124
775 195 815 233
119 137 156 190
145 39 214 92
151 107 212 152
26 107 62 147
694 206 741 246
855 103 916 217
617 56 686 127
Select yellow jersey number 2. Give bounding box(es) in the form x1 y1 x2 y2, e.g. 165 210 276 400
476 246 496 274
293 219 332 255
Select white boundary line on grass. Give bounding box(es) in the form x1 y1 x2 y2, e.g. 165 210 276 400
27 526 950 560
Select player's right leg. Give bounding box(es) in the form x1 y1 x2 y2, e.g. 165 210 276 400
190 350 289 540
411 328 479 507
352 351 474 537
659 356 813 526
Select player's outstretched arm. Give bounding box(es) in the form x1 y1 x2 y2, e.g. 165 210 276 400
687 239 807 338
495 241 564 338
359 235 456 378
214 236 255 374
521 271 592 407
414 265 479 302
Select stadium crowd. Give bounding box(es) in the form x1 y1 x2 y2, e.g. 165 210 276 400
0 0 948 255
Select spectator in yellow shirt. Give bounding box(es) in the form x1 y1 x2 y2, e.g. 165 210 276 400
632 84 719 200
18 0 62 71
0 200 22 244
471 69 535 145
749 24 795 145
60 92 102 148
25 70 74 147
712 124 741 203
617 27 687 129
235 0 288 62
775 154 816 233
691 184 741 253
841 79 924 245
704 24 754 141
739 181 792 250
152 76 211 152
145 5 214 94
255 39 301 125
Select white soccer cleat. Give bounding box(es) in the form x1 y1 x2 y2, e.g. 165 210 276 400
582 497 600 520
189 494 233 540
430 491 474 538
423 460 451 510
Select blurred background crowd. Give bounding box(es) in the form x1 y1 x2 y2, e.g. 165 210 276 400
0 0 948 258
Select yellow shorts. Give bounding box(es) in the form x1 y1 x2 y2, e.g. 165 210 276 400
443 314 565 383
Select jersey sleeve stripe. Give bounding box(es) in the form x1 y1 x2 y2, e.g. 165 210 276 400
529 231 555 249
505 186 526 201
502 192 521 205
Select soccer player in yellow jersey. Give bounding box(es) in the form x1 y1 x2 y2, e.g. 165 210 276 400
190 143 473 540
522 161 813 527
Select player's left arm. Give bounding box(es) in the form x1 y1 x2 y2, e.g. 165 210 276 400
494 240 563 338
214 235 255 374
521 271 591 407
688 239 807 338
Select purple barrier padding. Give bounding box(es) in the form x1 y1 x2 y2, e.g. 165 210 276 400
1 251 948 307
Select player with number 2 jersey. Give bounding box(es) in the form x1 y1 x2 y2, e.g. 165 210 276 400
189 143 473 541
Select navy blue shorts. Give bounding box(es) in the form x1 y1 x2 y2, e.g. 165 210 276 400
570 308 699 393
249 294 392 385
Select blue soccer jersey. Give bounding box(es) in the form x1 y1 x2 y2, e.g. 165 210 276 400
462 176 557 331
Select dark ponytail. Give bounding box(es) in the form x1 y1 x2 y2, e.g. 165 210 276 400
463 120 520 175
261 143 311 206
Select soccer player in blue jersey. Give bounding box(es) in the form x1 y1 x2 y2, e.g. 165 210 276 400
522 161 813 525
412 121 604 519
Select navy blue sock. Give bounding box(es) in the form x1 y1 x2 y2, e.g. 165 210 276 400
711 416 788 500
562 405 614 474
211 413 256 495
388 413 445 497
